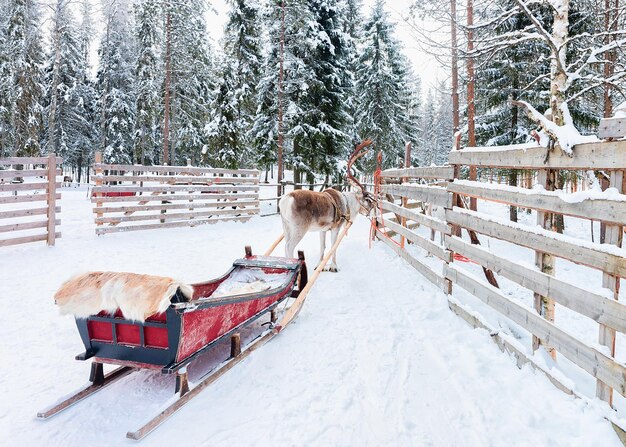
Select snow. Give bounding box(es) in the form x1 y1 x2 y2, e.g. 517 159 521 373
452 142 538 153
513 100 599 155
0 188 622 446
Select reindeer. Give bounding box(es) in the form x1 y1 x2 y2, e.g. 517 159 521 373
279 140 377 272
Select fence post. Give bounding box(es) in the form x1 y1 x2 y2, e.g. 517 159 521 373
47 153 57 246
276 182 283 213
533 169 556 359
444 135 463 295
95 151 103 227
451 132 462 238
400 142 411 248
596 169 624 406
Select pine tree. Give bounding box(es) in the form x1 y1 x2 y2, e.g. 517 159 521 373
254 0 353 183
77 0 93 61
418 84 451 167
166 0 214 165
0 0 12 157
395 59 421 156
134 0 162 165
75 0 98 181
293 0 350 182
96 0 136 164
356 1 417 168
250 36 279 177
6 0 45 156
44 0 96 170
406 73 422 164
417 88 436 167
341 0 363 145
433 81 452 165
252 0 312 177
207 0 263 168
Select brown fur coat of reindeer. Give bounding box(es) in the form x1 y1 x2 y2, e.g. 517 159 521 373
279 141 376 271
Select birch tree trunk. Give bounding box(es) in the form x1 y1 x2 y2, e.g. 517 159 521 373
532 0 571 361
603 0 617 118
549 0 569 126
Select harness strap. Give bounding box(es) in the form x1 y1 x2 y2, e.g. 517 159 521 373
324 190 350 224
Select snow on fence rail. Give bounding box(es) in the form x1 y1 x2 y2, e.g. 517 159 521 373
91 152 260 235
376 139 626 420
0 154 62 247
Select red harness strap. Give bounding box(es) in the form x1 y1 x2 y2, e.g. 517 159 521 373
370 152 402 249
453 253 476 263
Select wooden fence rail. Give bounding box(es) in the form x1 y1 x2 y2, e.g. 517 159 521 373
374 138 626 416
0 154 62 247
91 152 260 235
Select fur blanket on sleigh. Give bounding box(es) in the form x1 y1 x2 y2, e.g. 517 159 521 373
54 272 194 322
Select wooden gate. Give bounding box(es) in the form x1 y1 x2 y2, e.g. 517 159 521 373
92 153 260 235
0 154 62 247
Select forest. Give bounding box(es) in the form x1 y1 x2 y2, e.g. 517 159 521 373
0 0 624 183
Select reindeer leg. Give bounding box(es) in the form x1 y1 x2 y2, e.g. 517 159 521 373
324 228 339 272
317 231 326 269
285 228 306 259
283 223 293 258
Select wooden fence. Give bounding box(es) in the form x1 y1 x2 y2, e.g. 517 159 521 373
0 154 62 247
92 153 260 235
374 140 626 419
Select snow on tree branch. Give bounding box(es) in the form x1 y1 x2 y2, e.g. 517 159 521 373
511 99 597 155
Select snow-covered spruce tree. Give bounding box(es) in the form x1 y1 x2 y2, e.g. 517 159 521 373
395 58 421 158
44 0 96 172
0 0 12 157
206 0 263 169
356 0 418 169
5 0 45 156
166 0 214 165
252 0 312 179
77 0 93 63
133 0 162 165
417 88 436 167
433 81 453 166
96 0 136 164
250 42 278 180
290 0 351 184
340 0 363 146
406 72 422 164
75 0 98 181
417 84 451 168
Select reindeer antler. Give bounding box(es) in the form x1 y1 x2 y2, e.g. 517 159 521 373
346 140 373 195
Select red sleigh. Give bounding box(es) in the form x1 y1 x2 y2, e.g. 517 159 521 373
39 247 308 438
74 251 307 375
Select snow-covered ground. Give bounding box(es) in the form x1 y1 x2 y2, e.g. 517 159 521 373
0 188 623 446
